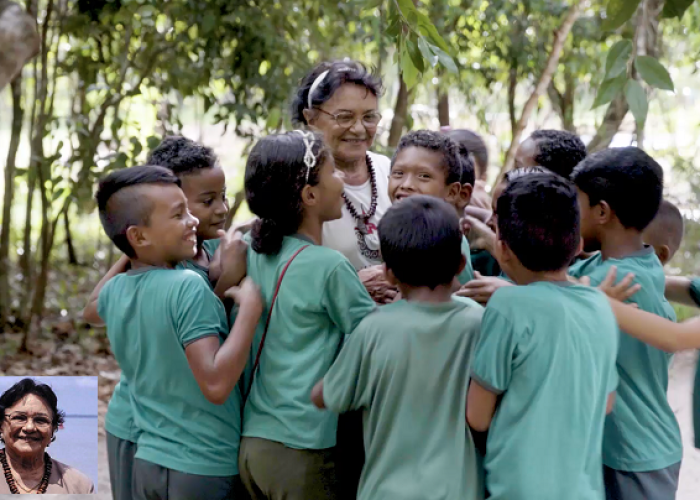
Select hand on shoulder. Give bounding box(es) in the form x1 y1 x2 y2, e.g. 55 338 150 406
454 272 513 305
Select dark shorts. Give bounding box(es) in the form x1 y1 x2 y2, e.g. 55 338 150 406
106 432 137 500
132 457 244 500
238 436 339 500
604 462 681 500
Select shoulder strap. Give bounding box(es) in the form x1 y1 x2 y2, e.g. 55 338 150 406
244 245 309 403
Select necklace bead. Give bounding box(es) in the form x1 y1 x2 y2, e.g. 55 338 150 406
342 154 378 232
0 449 52 494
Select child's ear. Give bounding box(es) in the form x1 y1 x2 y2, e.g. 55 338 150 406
301 184 318 207
303 109 318 128
383 264 398 286
445 181 463 206
597 200 613 225
656 244 671 265
457 183 473 210
126 225 150 252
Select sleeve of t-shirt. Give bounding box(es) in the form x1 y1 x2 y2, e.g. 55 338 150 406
470 306 517 395
174 274 229 347
323 324 372 413
321 260 376 335
96 279 113 324
690 278 700 308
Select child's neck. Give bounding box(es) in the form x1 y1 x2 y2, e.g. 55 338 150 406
599 229 645 261
130 256 177 270
296 216 324 246
191 240 209 266
509 268 569 286
398 283 454 303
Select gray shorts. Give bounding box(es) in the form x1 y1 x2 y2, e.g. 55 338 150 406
604 462 681 500
106 432 137 500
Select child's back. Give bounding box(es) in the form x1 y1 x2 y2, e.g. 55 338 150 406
100 268 242 475
472 283 617 499
324 296 482 500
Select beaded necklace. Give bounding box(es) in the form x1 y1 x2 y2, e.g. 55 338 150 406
342 154 378 236
0 449 52 494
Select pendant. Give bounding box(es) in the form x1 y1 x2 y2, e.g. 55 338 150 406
356 219 367 234
364 232 380 251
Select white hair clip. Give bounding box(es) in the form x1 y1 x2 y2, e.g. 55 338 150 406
294 130 318 183
307 70 330 109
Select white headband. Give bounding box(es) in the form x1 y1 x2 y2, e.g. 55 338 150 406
307 70 330 109
294 130 318 183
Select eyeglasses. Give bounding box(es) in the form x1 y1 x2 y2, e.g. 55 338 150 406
314 108 382 129
4 412 52 430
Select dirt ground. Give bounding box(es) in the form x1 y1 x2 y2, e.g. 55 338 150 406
25 351 700 500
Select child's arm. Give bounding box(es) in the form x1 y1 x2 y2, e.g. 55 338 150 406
466 381 498 432
212 229 249 300
82 255 131 326
185 278 263 405
455 272 513 305
665 276 697 307
209 218 257 283
311 380 325 409
606 392 616 414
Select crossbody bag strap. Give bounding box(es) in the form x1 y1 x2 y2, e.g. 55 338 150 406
243 245 309 403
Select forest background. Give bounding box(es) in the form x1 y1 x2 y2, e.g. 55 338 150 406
1 0 700 493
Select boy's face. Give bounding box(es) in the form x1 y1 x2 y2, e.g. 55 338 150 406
389 146 461 206
180 166 229 241
514 137 539 170
576 189 602 252
130 184 199 265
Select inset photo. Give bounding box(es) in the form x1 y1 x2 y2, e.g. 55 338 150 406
0 376 97 494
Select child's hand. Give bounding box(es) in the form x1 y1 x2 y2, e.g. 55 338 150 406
225 278 264 319
461 216 496 253
217 228 248 279
358 265 399 304
590 266 641 303
454 272 513 305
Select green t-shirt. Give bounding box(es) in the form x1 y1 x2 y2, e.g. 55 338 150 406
569 248 681 471
458 236 475 285
175 238 221 286
323 297 484 500
688 278 700 449
242 235 376 449
471 282 618 500
98 267 242 476
470 249 501 278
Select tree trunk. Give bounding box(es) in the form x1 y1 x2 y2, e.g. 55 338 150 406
507 64 517 138
19 169 35 281
0 75 23 323
495 0 584 184
388 71 410 148
63 209 77 265
437 67 450 127
0 1 40 91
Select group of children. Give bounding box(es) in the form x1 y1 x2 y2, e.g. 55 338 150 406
83 123 700 500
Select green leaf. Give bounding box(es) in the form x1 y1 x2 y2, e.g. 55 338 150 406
401 47 419 89
416 13 452 54
407 39 424 73
201 12 216 34
662 0 695 18
634 56 674 91
602 0 642 31
624 79 648 127
604 40 633 80
396 0 416 18
386 18 401 38
266 107 282 130
592 74 627 108
418 37 437 67
363 0 384 10
433 46 458 74
146 136 161 152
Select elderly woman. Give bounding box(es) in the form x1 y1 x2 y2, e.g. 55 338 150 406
0 379 94 494
292 60 392 270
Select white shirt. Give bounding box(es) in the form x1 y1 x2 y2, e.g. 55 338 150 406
322 151 392 270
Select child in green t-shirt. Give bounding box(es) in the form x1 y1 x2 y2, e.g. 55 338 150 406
312 195 484 500
568 148 682 500
236 131 376 500
643 199 684 266
467 173 619 500
86 165 260 500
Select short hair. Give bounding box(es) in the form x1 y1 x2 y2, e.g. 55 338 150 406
393 130 463 184
0 378 65 430
146 136 218 176
571 147 663 231
644 199 684 255
505 166 548 184
531 130 587 179
96 165 181 258
292 60 383 125
497 173 580 272
446 129 488 180
379 195 462 289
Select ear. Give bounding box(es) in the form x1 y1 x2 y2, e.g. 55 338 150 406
457 183 473 210
300 184 318 208
126 225 151 253
303 108 318 128
597 200 613 225
576 236 584 256
444 181 463 206
656 244 671 265
383 264 398 286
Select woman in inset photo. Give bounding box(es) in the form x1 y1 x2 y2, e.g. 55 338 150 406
0 378 94 494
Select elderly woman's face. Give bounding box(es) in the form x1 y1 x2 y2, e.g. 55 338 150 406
1 394 54 456
310 83 379 164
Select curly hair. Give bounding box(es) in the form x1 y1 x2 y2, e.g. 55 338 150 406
147 136 219 176
393 130 463 185
446 129 488 182
0 378 66 430
531 130 587 179
291 60 383 126
245 131 328 255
